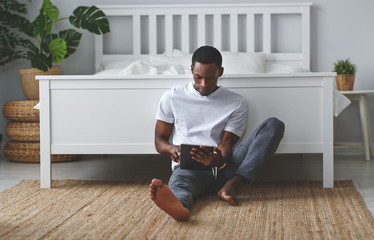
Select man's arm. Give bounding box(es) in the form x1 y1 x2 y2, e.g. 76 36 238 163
191 131 239 167
218 131 240 163
155 120 181 163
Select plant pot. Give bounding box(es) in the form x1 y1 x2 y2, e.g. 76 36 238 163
18 66 60 100
335 74 355 91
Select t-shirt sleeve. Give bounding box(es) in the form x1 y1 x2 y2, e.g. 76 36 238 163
224 98 248 138
156 89 174 124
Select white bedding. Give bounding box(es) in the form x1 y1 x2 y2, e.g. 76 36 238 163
95 50 307 76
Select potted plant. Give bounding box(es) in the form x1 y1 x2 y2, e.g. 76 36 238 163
333 58 357 91
0 0 110 99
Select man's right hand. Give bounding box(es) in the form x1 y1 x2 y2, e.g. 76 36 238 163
169 145 181 163
155 120 180 161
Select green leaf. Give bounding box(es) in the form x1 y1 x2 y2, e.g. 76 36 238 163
29 13 52 38
57 29 82 58
69 6 110 35
0 0 28 14
0 12 32 35
42 0 59 21
43 29 82 58
27 51 52 71
48 38 67 63
0 27 35 65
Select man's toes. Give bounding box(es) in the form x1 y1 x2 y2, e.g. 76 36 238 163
151 178 164 188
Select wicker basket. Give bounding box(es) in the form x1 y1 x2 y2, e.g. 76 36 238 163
18 66 60 100
6 122 40 141
336 74 355 91
3 141 80 163
2 100 39 122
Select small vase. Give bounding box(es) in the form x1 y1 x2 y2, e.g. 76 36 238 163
18 66 61 100
335 74 355 91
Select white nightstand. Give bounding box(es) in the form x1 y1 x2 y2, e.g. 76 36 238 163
337 90 374 161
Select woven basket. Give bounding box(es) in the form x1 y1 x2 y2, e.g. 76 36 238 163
2 100 39 122
336 74 355 91
18 66 60 100
6 122 40 141
3 141 80 163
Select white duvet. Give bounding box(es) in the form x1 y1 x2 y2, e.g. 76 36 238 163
95 50 307 76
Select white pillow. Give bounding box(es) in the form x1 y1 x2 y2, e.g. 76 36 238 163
164 50 267 74
221 52 266 74
119 60 190 75
95 68 124 75
99 60 134 71
168 49 191 57
265 62 308 73
149 49 192 68
119 60 158 75
148 55 191 69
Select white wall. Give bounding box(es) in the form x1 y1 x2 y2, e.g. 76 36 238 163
1 0 374 147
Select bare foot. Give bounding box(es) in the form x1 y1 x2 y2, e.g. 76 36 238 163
217 175 244 206
217 187 238 206
150 179 190 221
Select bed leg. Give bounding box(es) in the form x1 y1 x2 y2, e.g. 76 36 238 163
323 152 334 188
40 152 51 188
39 79 52 188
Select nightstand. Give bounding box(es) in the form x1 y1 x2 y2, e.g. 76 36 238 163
337 90 374 161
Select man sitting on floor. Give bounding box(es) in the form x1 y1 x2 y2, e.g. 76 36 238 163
150 45 285 221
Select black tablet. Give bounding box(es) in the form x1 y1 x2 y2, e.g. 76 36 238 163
180 144 214 171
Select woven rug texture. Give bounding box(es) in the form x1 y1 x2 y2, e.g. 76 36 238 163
0 180 373 240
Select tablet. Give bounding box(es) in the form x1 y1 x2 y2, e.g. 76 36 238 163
180 144 214 171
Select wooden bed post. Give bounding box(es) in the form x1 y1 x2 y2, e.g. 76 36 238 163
39 79 52 188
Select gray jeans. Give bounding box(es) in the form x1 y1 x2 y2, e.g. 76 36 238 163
168 117 285 209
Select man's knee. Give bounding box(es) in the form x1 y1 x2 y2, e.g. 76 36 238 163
265 117 285 138
169 170 194 191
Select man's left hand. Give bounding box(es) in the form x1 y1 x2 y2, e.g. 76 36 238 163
190 146 225 168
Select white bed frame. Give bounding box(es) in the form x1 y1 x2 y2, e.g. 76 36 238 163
37 3 336 188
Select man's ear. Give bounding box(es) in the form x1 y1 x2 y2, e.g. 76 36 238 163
219 67 224 77
191 64 194 73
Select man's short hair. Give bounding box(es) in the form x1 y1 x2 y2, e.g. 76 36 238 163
191 46 222 69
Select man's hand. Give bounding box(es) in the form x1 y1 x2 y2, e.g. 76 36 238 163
169 145 181 163
190 145 225 167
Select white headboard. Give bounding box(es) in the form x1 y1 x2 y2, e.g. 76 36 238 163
95 3 311 72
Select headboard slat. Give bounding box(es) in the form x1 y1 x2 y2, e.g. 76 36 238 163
246 13 255 52
133 15 141 55
165 15 173 54
230 14 239 52
198 14 206 47
263 13 271 53
181 14 189 53
149 15 157 55
213 14 222 51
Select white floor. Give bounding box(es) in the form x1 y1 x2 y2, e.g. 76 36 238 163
0 152 373 217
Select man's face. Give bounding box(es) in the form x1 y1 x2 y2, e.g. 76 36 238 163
191 62 223 96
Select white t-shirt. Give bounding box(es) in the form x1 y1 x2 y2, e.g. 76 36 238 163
156 82 248 169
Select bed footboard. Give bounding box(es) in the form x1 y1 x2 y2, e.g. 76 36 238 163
38 73 335 188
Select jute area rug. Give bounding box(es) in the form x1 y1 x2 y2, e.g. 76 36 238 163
0 180 373 240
